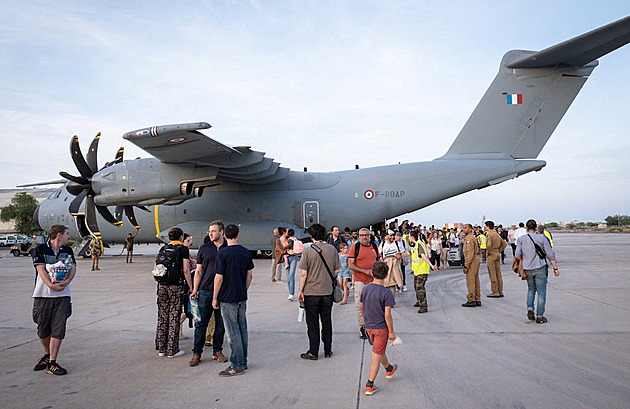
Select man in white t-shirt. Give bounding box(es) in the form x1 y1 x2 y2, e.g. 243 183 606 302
380 231 405 293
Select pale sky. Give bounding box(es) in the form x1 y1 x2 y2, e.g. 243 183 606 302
1 1 629 227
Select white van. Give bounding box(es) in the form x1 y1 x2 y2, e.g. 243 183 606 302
0 235 17 246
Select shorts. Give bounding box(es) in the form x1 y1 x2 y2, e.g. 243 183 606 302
338 269 352 280
366 327 389 355
32 297 72 339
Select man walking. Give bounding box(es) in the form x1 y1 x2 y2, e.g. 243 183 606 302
298 223 340 360
326 225 347 251
348 228 380 339
270 228 281 282
461 223 481 307
31 225 77 375
189 220 228 367
213 224 254 376
515 219 559 323
485 221 507 298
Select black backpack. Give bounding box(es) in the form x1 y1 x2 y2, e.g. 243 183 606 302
354 241 381 260
152 244 182 285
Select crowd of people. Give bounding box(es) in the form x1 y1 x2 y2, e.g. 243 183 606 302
29 218 559 395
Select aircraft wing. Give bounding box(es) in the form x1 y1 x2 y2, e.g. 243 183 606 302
123 122 289 184
508 15 630 68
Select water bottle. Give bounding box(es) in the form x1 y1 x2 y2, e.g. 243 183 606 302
297 301 305 322
190 296 201 323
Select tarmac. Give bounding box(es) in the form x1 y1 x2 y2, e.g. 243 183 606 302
1 233 629 409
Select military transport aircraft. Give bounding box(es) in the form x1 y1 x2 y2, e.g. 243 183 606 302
31 15 630 253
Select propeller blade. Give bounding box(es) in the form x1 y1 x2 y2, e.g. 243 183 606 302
85 194 101 239
65 181 88 196
114 146 124 164
115 206 124 222
68 190 88 216
59 171 89 185
124 206 141 231
86 132 101 174
96 205 123 227
70 135 92 179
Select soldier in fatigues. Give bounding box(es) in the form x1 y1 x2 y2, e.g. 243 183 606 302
462 223 481 307
484 221 507 298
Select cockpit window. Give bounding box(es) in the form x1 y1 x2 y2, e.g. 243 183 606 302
47 189 62 199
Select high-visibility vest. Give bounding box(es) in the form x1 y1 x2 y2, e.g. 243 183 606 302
544 230 554 247
478 233 487 250
411 241 430 276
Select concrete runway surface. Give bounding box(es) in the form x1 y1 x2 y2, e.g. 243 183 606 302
1 233 629 409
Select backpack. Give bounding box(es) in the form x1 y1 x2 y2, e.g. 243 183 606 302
354 241 380 260
152 244 182 285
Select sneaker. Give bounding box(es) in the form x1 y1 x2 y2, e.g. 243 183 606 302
34 354 50 371
365 384 378 396
536 316 548 324
300 351 318 360
402 285 408 292
324 351 333 358
204 341 213 347
167 350 186 358
189 353 201 367
359 326 368 339
413 302 420 307
213 351 228 363
276 280 284 283
527 310 535 321
287 294 294 301
219 365 244 377
475 301 482 306
46 362 67 376
462 301 476 307
158 352 166 357
385 363 398 379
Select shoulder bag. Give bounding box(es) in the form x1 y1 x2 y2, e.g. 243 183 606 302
311 244 343 303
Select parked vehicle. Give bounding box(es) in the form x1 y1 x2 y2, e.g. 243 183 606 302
11 242 35 257
10 235 46 257
0 235 18 247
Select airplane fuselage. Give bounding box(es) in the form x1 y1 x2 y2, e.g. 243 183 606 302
36 156 545 249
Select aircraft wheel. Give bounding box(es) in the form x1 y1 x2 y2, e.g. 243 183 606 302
261 250 273 259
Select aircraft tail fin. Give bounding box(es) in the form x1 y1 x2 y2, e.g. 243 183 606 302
441 15 630 160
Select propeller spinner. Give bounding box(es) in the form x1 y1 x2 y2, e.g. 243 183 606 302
59 133 143 237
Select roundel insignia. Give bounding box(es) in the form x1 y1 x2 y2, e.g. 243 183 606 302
167 137 187 143
364 190 374 200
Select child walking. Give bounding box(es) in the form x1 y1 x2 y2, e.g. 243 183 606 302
359 261 398 396
337 243 351 304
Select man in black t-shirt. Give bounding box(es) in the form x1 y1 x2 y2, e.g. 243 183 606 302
213 224 254 376
31 225 77 376
189 221 228 367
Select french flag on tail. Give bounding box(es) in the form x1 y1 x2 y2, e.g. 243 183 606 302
507 93 523 105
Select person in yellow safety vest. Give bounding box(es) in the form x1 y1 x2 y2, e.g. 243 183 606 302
477 231 487 262
543 227 554 247
409 231 438 313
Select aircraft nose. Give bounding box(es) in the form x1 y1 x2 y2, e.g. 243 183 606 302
33 204 42 231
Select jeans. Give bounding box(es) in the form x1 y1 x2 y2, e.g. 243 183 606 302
193 290 225 355
304 295 333 356
287 255 298 296
220 301 248 369
526 266 548 317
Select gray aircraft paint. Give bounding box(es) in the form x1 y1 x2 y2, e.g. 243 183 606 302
33 16 630 250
